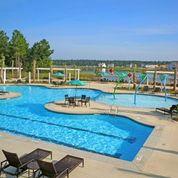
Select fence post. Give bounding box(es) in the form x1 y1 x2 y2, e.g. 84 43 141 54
32 60 36 83
29 72 31 84
173 69 177 91
48 72 51 84
153 68 157 89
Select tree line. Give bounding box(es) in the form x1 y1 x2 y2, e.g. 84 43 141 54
0 29 54 71
53 59 171 67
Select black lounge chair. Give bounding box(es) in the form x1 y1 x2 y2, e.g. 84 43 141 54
37 155 84 178
0 148 52 177
142 85 149 92
156 105 178 118
172 90 178 96
153 87 161 93
0 90 8 95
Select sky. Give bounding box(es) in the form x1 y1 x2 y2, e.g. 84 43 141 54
0 0 178 60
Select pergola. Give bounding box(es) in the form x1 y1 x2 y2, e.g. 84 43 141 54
36 67 80 82
0 67 23 84
146 70 177 90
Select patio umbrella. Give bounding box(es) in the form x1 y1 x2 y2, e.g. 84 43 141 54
68 80 87 96
53 72 64 78
68 79 87 86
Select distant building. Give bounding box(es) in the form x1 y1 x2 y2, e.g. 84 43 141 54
98 63 106 73
98 62 106 68
145 64 159 69
129 63 133 68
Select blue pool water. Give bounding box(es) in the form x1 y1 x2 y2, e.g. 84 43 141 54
0 85 155 161
96 92 178 108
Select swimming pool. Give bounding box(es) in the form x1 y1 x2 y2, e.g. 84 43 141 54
0 85 154 161
96 92 178 108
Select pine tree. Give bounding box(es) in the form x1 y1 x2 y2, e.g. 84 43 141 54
0 30 9 65
9 30 29 67
29 39 54 68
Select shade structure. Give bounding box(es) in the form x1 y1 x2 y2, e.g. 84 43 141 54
68 80 87 97
68 79 87 86
53 72 64 78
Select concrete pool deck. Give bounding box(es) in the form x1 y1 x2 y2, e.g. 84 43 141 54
0 92 21 100
0 83 178 178
45 100 114 114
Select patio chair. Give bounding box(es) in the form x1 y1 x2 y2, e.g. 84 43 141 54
37 155 84 178
84 97 90 107
0 148 52 177
156 105 178 118
68 97 76 107
65 95 69 104
78 95 86 106
81 95 86 100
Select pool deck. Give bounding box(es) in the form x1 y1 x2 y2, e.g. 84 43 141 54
45 100 113 114
49 81 178 96
0 82 178 178
0 92 21 100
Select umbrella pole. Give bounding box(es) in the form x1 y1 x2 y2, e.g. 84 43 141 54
75 85 77 98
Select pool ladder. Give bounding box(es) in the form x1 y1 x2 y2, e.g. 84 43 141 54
109 105 119 114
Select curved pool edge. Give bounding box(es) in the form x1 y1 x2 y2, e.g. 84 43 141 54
0 111 155 162
45 84 178 101
1 83 177 109
44 101 155 129
0 92 21 100
1 84 177 123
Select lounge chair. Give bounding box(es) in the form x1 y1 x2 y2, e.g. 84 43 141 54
0 148 52 177
153 87 161 93
172 90 178 96
156 105 178 118
37 155 84 178
142 85 149 92
52 81 64 86
0 90 8 95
